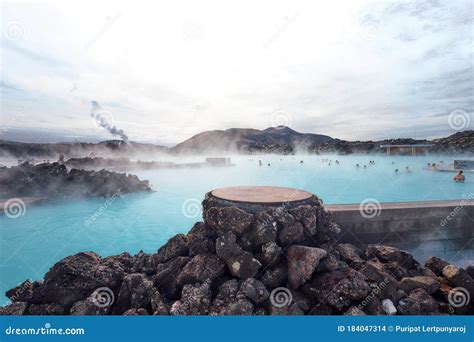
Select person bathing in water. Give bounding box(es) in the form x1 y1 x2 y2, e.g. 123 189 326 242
454 171 465 182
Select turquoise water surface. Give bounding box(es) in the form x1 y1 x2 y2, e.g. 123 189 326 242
1 154 472 304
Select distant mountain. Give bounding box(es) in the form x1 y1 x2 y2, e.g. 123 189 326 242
0 140 168 159
0 129 471 159
170 126 334 154
308 130 473 155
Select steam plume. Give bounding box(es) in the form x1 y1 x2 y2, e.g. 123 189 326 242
90 101 129 142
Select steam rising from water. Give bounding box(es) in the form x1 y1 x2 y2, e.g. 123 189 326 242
90 101 129 142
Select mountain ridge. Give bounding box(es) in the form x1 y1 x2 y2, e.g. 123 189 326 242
0 128 472 158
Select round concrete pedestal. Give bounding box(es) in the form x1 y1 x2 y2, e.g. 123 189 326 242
204 186 320 214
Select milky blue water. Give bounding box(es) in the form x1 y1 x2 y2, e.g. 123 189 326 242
1 154 472 304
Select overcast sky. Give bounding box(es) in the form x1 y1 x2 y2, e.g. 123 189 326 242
1 0 473 145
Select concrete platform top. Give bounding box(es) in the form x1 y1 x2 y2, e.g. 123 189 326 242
325 199 474 212
211 186 313 204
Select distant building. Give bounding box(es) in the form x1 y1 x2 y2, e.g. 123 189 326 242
380 144 433 156
454 160 474 170
205 157 232 166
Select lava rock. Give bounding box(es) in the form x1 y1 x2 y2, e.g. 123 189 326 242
344 306 366 315
70 295 111 315
123 308 149 315
397 288 439 315
151 291 169 315
336 244 364 265
399 276 440 295
251 215 277 246
0 302 28 315
366 245 415 268
289 205 317 235
425 257 449 276
256 242 282 267
215 231 242 261
0 162 152 199
187 224 215 256
227 251 262 279
177 254 225 285
204 206 254 235
153 257 190 299
27 303 66 315
287 245 327 288
155 234 189 263
261 263 288 288
240 278 269 304
41 252 125 307
442 265 474 292
278 222 304 246
170 281 212 315
310 269 371 310
113 273 155 315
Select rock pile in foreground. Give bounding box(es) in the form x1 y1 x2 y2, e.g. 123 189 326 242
1 192 473 315
0 162 151 199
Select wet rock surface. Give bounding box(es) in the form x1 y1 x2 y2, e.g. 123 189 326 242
0 162 151 199
2 191 473 315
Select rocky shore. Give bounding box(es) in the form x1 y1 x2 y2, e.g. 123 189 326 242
1 191 472 315
0 162 152 199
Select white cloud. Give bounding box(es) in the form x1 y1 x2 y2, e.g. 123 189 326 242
1 0 472 144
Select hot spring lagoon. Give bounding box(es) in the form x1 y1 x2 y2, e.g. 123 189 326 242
0 154 472 304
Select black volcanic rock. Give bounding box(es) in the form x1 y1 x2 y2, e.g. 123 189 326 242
0 162 151 199
0 139 168 159
2 190 473 316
